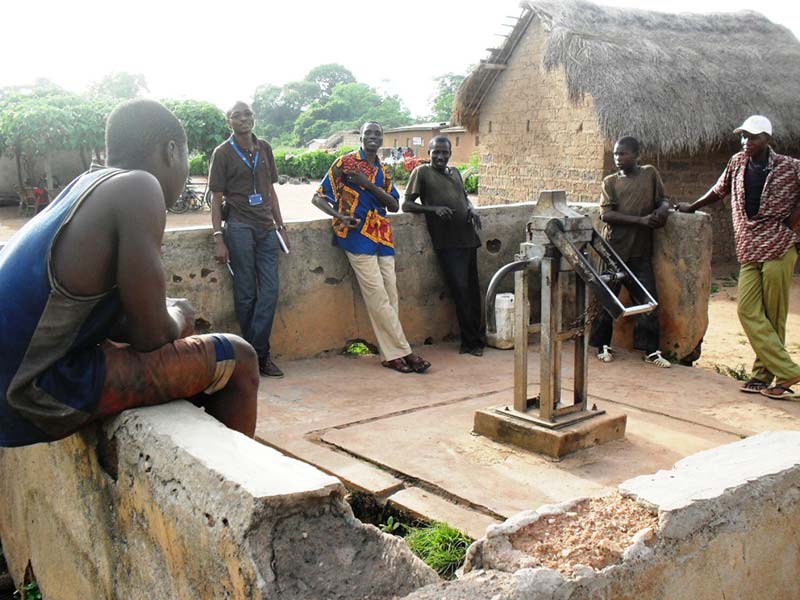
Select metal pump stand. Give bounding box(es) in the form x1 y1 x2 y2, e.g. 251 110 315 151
484 190 658 430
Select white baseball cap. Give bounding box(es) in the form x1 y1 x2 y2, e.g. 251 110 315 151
734 115 772 136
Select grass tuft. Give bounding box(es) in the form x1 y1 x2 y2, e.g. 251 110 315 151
405 522 473 579
713 363 750 381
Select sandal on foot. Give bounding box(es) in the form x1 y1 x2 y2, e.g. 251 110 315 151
740 378 769 394
644 350 671 368
760 384 800 400
382 358 413 373
404 353 431 373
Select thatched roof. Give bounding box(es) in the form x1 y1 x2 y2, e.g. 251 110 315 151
453 1 800 154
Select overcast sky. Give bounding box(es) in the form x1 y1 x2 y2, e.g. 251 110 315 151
4 0 799 118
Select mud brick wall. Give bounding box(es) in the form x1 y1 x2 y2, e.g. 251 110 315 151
476 19 607 205
471 17 800 262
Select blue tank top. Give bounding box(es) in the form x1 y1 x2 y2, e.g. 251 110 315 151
0 168 126 446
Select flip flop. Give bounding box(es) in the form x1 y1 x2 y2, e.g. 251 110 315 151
382 358 413 374
740 378 769 394
404 353 431 374
760 384 800 400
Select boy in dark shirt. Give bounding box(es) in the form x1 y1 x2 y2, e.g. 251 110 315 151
590 136 671 368
403 136 484 355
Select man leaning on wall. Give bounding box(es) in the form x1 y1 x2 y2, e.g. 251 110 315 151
209 101 288 378
678 115 800 400
311 122 431 375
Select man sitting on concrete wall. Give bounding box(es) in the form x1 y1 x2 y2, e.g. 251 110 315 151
679 115 800 399
403 136 484 356
0 99 259 447
312 122 431 374
590 136 672 368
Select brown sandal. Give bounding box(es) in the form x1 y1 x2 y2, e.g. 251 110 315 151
382 358 413 373
404 353 431 373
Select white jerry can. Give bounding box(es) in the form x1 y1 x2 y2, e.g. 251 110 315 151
487 293 516 349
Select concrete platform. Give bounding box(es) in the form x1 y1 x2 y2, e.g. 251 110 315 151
473 405 627 458
254 342 800 536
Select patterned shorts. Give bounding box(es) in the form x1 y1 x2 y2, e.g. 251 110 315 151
95 334 237 419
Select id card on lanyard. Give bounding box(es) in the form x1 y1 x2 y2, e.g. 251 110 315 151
229 136 262 206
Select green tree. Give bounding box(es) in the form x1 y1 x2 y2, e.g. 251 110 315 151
293 82 411 144
304 64 356 98
0 84 112 189
89 72 148 100
430 73 465 122
163 99 228 158
252 80 318 144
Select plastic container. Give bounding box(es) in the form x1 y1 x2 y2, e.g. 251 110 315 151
487 293 516 349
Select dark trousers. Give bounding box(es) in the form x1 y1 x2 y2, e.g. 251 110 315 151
436 247 484 350
224 218 280 360
589 256 659 354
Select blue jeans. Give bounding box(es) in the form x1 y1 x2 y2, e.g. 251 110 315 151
224 218 280 360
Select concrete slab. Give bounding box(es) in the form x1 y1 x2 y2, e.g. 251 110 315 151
386 487 501 541
473 406 627 458
254 342 800 534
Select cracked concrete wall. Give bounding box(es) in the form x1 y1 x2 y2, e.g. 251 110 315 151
0 402 438 599
162 207 711 362
403 431 800 600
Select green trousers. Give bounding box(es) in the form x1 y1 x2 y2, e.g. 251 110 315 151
737 245 800 384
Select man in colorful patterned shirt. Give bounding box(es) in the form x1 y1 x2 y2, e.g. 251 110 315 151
312 122 431 374
679 115 800 399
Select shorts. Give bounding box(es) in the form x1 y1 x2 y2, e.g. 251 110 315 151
95 334 237 419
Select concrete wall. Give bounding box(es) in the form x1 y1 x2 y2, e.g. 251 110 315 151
0 151 86 195
403 431 800 599
0 402 438 599
162 207 535 360
383 128 477 165
164 206 711 363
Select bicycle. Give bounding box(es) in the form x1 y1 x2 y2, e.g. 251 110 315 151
168 177 212 214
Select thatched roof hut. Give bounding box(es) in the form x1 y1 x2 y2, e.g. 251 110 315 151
454 0 800 155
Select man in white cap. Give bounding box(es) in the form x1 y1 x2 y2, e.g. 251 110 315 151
678 115 800 399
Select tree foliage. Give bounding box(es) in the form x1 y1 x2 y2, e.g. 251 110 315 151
304 64 356 98
89 72 148 100
430 73 465 122
163 99 228 158
293 82 411 144
0 84 112 187
252 64 411 145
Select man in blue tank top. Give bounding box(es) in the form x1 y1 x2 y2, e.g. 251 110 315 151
0 99 259 447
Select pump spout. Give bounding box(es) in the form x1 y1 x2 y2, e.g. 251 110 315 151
485 257 541 334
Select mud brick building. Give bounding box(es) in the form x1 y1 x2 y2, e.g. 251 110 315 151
453 0 800 260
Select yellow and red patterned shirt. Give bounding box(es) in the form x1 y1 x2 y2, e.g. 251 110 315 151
318 149 399 256
712 148 800 263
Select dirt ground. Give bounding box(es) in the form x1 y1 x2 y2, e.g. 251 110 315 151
3 190 800 383
699 264 800 378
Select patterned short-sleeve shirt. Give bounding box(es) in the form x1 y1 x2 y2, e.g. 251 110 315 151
712 148 800 264
317 149 399 256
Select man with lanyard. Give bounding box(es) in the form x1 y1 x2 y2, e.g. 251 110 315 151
311 122 431 374
403 136 484 356
209 101 288 378
679 115 800 399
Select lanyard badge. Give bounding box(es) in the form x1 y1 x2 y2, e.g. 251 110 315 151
229 136 262 205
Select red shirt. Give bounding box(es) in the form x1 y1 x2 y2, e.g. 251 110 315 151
712 148 800 263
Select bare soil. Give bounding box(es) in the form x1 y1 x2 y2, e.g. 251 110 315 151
697 265 800 378
510 493 659 575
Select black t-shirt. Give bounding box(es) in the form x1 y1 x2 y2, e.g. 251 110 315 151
208 135 279 228
744 157 769 218
405 164 480 250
